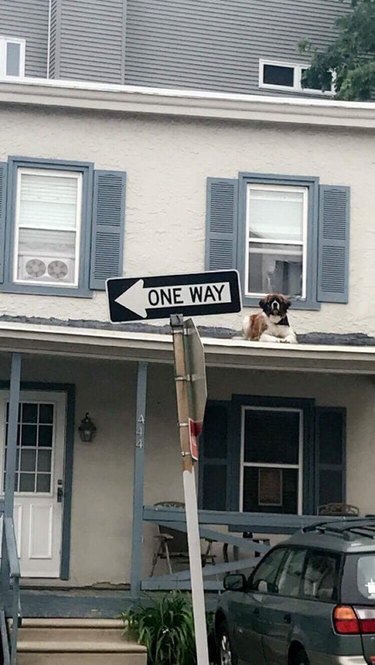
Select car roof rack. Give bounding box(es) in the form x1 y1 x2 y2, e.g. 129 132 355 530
302 518 375 541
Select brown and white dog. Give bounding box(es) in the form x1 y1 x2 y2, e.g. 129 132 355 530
242 293 297 344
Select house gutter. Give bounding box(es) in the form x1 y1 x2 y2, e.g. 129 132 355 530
0 320 374 374
0 78 374 129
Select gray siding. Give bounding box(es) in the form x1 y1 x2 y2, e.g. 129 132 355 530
52 0 126 83
125 0 350 94
0 0 49 78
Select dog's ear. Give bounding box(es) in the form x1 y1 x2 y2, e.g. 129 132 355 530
285 298 292 310
259 298 267 311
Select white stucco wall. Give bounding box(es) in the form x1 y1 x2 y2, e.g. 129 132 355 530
0 353 371 585
0 105 373 335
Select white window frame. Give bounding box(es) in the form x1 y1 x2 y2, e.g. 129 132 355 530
0 36 26 79
240 406 304 515
245 183 308 300
14 168 83 288
259 58 334 96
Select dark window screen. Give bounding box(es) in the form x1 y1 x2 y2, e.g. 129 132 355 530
263 64 294 87
244 409 300 464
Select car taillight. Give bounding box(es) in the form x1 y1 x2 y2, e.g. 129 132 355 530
333 606 360 634
333 606 375 635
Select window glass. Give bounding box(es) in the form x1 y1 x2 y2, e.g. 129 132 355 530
357 555 375 601
244 410 300 465
250 547 287 593
249 188 304 242
242 408 301 514
3 402 54 494
263 64 294 87
277 548 306 597
6 41 21 76
303 551 339 601
15 170 81 286
247 185 306 297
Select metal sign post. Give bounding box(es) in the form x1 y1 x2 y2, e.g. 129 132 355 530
170 314 209 665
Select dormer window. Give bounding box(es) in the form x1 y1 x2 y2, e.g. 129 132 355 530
0 36 25 78
259 59 334 95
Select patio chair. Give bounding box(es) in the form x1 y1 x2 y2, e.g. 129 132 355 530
318 503 359 517
150 501 215 576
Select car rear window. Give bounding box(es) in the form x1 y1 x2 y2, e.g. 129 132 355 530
341 553 375 604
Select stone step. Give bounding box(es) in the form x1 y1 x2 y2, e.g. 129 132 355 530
13 618 147 665
17 654 146 665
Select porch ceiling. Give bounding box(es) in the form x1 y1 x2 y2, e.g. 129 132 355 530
0 321 374 374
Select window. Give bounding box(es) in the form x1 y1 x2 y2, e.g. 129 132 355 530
0 36 25 78
249 547 287 593
199 398 346 515
206 174 350 310
246 184 307 298
4 401 54 493
0 158 126 296
303 551 340 601
240 406 303 514
259 59 333 95
277 548 306 597
15 169 82 287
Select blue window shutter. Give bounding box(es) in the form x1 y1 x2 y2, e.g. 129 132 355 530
315 407 346 512
317 185 350 303
205 178 238 270
90 170 126 290
199 401 231 511
0 163 7 284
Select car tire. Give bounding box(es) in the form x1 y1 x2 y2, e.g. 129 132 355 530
294 648 310 665
217 621 238 665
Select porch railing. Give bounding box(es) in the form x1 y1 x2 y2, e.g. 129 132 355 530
0 510 22 665
141 505 348 592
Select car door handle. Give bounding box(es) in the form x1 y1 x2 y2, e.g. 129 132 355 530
283 613 291 624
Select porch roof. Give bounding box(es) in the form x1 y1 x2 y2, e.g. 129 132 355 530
0 319 375 374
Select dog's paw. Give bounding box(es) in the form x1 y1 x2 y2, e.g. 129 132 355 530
281 336 297 344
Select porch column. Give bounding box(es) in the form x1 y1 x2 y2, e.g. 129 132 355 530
130 361 148 598
4 353 21 518
1 352 21 595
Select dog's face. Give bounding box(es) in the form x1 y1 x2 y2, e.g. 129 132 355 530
259 293 291 321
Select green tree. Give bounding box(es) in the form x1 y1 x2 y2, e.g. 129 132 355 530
300 0 375 100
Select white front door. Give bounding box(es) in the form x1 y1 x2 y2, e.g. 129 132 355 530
0 390 66 577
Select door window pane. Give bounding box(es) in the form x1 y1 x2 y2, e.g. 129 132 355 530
5 401 55 494
250 547 287 593
36 474 51 493
303 552 339 601
278 549 306 597
20 449 36 472
19 473 35 492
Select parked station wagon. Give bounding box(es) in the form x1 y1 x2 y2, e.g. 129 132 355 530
214 519 375 665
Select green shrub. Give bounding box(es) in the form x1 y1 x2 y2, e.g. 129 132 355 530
122 591 205 665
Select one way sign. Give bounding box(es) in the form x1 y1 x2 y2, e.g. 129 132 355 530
106 270 241 322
